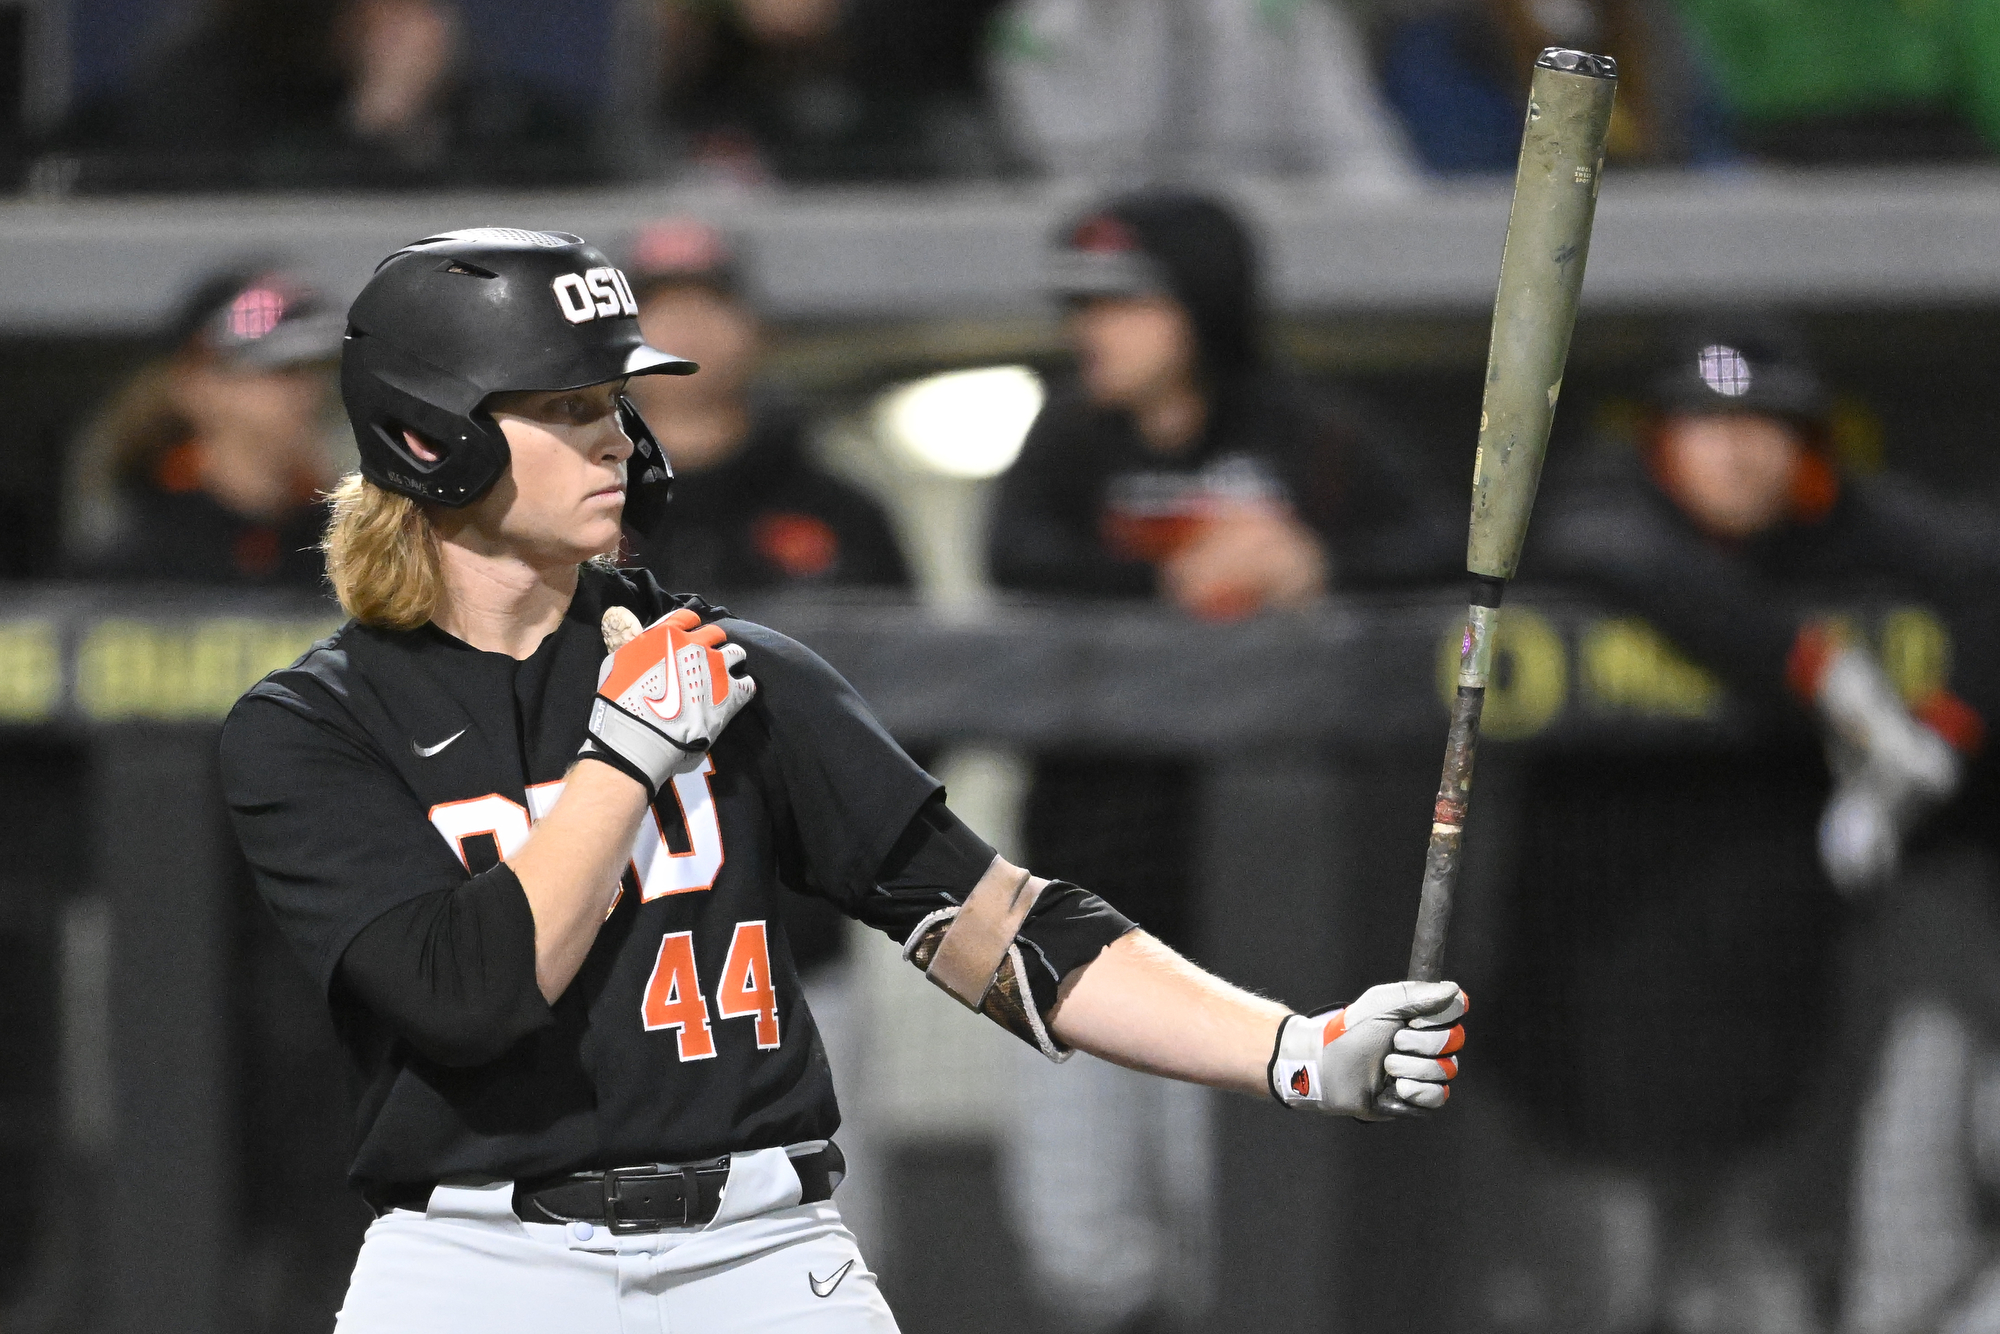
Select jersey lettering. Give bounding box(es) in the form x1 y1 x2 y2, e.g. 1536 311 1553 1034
428 793 532 867
640 931 717 1060
715 920 780 1048
427 760 723 902
635 756 725 900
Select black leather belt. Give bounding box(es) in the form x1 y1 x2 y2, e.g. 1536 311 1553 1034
373 1143 843 1232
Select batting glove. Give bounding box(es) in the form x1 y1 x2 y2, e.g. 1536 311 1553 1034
580 607 756 797
1813 646 1960 894
1269 981 1467 1121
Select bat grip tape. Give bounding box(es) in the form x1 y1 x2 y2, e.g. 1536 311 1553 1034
926 856 1048 1009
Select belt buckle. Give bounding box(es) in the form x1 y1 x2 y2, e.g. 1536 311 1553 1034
602 1163 704 1234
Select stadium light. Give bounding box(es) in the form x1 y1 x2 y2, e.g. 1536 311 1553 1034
875 366 1044 479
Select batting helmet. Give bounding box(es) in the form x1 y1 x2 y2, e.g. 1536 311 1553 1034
341 227 696 527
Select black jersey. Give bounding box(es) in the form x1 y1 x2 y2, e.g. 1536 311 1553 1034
221 566 1119 1199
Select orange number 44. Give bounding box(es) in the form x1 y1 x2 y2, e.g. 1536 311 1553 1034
640 921 780 1058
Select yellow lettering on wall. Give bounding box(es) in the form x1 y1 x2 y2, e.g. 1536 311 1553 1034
0 620 61 722
1579 618 1722 719
1436 607 1567 740
76 618 336 721
1878 606 1951 703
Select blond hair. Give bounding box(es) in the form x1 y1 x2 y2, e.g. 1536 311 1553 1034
323 473 443 629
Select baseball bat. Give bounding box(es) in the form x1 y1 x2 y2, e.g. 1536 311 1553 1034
1406 48 1618 984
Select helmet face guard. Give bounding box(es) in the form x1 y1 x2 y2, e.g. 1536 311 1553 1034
617 394 676 535
342 228 696 511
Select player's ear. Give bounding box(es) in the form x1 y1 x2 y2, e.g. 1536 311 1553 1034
403 431 441 463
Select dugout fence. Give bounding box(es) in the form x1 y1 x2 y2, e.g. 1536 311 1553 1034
0 585 1937 1333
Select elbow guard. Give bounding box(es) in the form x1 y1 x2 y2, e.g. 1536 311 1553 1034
903 856 1070 1062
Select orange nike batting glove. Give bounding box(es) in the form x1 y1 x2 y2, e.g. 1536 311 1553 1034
580 607 757 796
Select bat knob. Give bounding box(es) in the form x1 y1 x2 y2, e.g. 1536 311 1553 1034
1535 47 1618 79
601 606 644 652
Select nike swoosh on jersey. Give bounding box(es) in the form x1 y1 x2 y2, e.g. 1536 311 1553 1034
808 1259 855 1299
411 729 467 758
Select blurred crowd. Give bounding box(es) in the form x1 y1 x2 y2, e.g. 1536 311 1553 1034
6 176 1999 1334
5 0 2000 191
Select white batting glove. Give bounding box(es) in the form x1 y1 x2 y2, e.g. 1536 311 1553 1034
580 606 756 797
1813 646 1960 895
1269 981 1468 1121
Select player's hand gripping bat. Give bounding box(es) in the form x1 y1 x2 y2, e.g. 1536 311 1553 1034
1406 49 1619 986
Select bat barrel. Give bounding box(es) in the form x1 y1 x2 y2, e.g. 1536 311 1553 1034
1466 49 1618 582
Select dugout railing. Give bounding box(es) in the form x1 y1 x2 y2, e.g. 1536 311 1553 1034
0 585 1945 1333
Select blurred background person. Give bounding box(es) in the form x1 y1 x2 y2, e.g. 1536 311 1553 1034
63 267 344 586
986 187 1452 1334
1464 322 1998 1334
1369 0 1733 172
991 189 1450 617
622 217 913 601
653 0 1010 183
988 0 1418 187
55 0 594 190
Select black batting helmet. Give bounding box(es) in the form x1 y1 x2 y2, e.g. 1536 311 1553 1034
341 227 697 526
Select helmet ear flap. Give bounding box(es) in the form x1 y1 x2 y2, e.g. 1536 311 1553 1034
368 421 448 472
344 329 513 507
617 394 675 537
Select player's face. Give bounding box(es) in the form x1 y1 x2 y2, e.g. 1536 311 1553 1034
1654 411 1804 539
462 380 634 565
1066 294 1200 411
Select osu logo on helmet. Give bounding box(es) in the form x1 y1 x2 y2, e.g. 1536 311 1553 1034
552 266 640 325
1290 1066 1312 1098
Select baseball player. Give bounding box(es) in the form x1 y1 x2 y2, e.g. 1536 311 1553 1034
220 228 1468 1332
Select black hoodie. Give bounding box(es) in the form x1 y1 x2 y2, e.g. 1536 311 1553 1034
990 189 1453 598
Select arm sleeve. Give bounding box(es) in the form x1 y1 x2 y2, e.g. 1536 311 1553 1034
719 620 1137 1010
336 863 552 1069
861 795 1137 1016
223 688 487 990
987 405 1159 599
722 619 945 905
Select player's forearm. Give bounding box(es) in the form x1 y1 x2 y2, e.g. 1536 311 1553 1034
508 760 652 1002
1047 930 1287 1098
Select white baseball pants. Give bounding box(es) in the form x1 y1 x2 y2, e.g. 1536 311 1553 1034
335 1146 899 1333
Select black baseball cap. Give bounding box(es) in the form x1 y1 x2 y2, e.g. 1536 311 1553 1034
1647 322 1830 426
1046 210 1174 300
172 268 346 370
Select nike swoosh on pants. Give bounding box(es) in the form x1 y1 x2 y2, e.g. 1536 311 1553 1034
808 1259 855 1298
